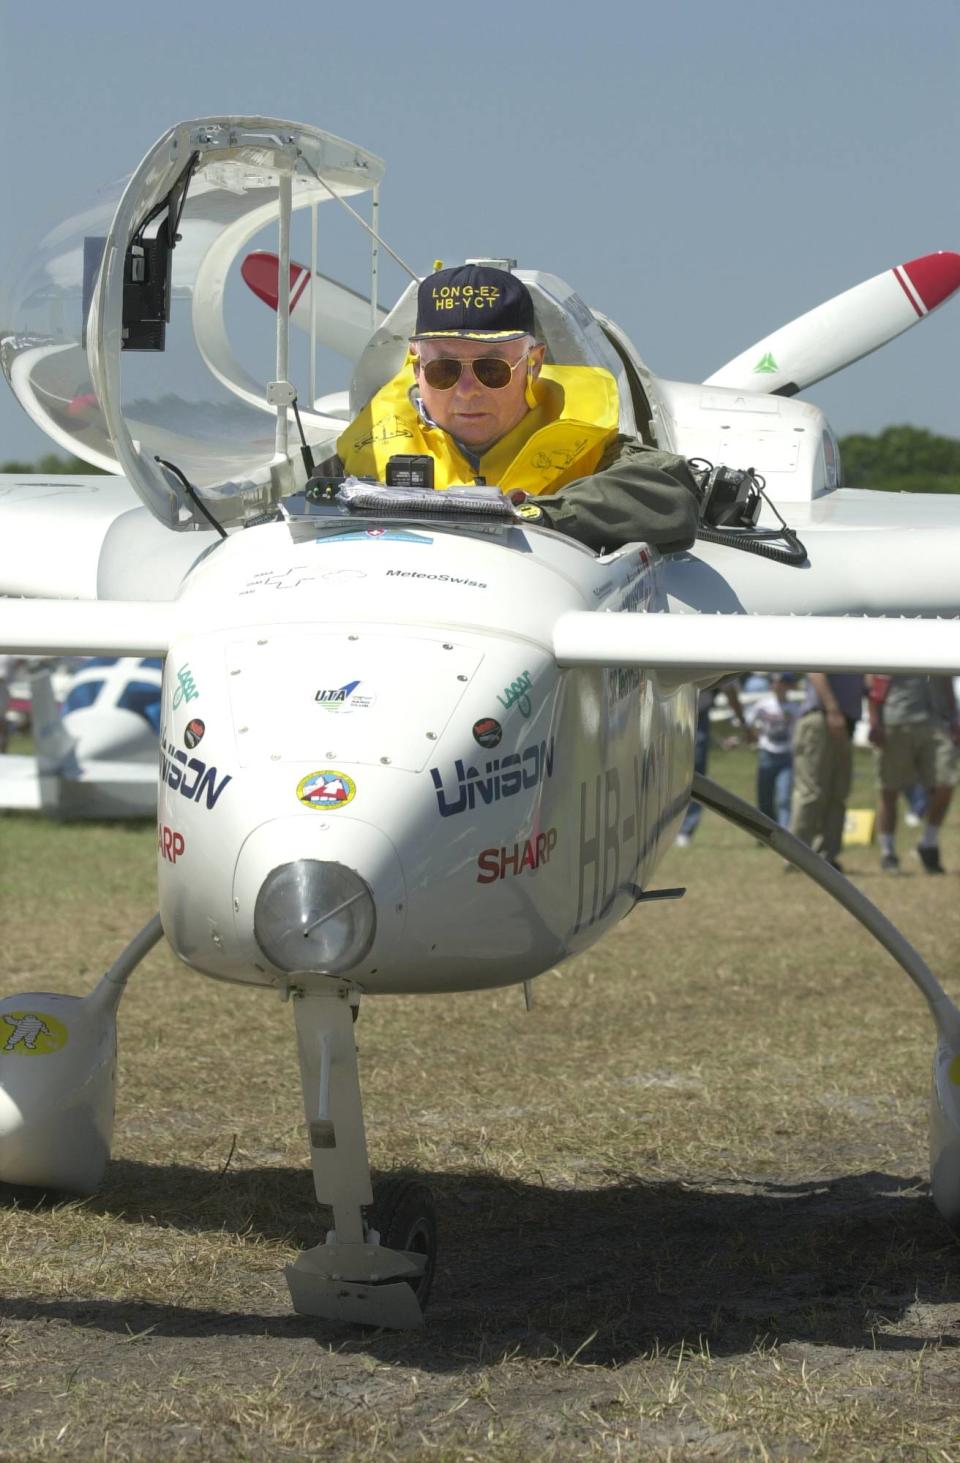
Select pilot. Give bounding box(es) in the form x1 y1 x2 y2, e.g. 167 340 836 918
325 264 703 554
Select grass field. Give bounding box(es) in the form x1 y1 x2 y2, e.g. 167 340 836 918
1 744 959 1460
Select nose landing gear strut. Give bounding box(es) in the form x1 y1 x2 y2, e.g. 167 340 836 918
285 987 437 1328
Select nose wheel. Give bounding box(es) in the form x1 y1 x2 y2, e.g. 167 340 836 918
285 990 437 1327
369 1176 437 1308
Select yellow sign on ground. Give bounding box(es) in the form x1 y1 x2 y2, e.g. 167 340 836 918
843 808 876 846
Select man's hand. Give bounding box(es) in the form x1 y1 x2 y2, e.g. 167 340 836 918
826 706 848 738
809 673 850 741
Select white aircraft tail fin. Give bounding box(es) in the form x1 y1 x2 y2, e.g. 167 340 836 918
29 664 75 774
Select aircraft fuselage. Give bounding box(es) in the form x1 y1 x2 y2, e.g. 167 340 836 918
155 518 696 995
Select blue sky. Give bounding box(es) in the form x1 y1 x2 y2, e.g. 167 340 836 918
1 0 958 461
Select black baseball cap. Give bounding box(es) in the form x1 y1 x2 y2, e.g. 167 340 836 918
411 265 535 341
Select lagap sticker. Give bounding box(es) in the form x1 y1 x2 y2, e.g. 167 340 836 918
172 663 199 709
497 670 533 718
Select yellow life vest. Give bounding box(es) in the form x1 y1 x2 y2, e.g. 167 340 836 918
337 363 621 497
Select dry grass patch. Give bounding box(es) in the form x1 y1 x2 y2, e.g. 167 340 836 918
1 747 959 1459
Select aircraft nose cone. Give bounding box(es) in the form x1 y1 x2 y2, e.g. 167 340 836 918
254 859 376 974
900 252 960 312
231 815 406 987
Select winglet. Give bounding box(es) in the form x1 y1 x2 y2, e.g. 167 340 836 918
705 251 960 395
896 251 960 315
29 663 76 774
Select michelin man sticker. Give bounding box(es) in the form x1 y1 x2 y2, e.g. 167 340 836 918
297 771 357 810
1 1011 68 1055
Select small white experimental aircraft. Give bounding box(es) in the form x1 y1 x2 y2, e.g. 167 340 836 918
0 657 160 817
1 117 960 1330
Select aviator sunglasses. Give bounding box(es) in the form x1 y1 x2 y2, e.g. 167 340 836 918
418 351 531 391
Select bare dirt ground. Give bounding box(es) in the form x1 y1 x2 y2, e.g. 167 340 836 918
1 749 959 1459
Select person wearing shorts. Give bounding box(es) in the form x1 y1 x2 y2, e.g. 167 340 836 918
868 674 959 874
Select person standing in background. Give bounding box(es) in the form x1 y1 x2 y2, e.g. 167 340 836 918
746 673 801 827
789 673 864 872
868 674 959 874
0 655 16 754
676 679 749 847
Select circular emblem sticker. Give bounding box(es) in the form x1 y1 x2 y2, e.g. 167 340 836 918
184 717 206 749
473 717 503 749
0 1010 69 1056
297 770 357 810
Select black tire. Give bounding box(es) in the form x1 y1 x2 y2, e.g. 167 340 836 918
369 1176 437 1308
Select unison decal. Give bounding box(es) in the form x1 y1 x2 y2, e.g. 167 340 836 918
160 735 232 810
429 738 554 817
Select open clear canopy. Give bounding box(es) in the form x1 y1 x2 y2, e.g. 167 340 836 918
1 117 391 528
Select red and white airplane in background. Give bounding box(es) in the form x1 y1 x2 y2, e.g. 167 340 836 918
1 116 959 1330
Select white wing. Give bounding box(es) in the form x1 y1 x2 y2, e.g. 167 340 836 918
0 600 174 656
0 474 218 600
0 757 43 810
3 590 958 680
663 489 960 618
555 612 960 678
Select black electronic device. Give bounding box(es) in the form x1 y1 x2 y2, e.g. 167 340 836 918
82 152 197 354
305 475 347 503
699 465 763 529
120 222 175 351
82 214 174 352
385 454 435 491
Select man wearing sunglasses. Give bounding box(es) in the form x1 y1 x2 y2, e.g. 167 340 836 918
330 264 702 554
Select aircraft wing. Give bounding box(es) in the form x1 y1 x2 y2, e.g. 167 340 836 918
0 475 220 601
0 755 43 810
0 476 143 598
0 750 156 818
662 488 960 619
3 590 958 680
554 611 960 679
0 600 174 656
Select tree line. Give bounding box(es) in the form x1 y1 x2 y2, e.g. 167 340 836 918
0 453 106 476
3 426 960 493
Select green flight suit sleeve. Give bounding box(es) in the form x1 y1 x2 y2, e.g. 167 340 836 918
535 436 702 554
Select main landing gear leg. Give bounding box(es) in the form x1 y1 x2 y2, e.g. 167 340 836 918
0 914 164 1193
284 987 431 1328
692 774 960 1228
